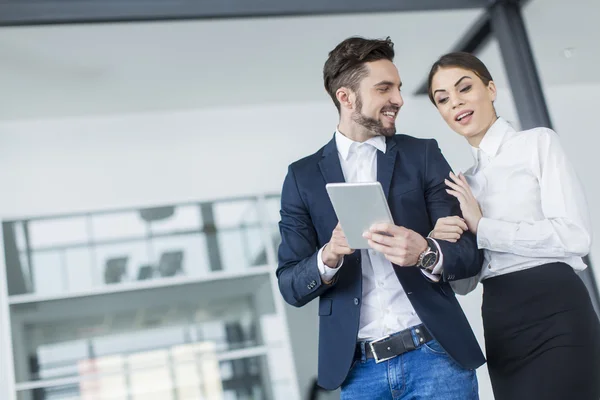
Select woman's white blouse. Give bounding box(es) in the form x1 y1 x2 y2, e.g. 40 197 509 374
452 117 591 294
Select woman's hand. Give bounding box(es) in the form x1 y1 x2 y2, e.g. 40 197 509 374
430 216 469 243
444 171 482 234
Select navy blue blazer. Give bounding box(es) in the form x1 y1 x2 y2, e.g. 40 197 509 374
276 134 485 390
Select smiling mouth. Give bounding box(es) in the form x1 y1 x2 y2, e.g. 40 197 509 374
382 110 398 120
456 111 474 121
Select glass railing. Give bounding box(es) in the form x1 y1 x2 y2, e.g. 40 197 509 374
17 355 278 400
11 281 273 382
3 197 273 298
4 194 298 400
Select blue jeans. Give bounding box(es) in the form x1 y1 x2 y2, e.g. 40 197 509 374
341 335 478 400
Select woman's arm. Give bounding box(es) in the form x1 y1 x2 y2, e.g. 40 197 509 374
476 129 591 258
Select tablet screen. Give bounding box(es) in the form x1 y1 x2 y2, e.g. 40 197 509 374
325 182 393 249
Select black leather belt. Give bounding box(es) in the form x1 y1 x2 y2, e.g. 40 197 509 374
355 324 434 363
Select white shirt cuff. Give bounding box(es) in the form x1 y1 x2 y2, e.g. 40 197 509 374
420 269 440 282
317 245 343 281
476 217 510 250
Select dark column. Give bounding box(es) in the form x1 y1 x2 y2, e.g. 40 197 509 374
490 0 600 314
200 203 223 272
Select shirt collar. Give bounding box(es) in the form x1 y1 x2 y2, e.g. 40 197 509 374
335 129 387 160
470 117 515 166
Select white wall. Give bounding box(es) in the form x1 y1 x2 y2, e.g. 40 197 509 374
0 92 517 218
0 103 333 218
0 84 598 400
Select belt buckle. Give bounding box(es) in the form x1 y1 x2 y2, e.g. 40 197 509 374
369 334 393 364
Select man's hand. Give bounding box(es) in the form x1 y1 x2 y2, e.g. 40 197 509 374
363 223 428 266
322 222 354 268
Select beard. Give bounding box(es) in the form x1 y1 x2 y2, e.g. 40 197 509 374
351 94 398 137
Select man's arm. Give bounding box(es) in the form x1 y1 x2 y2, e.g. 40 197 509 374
423 139 483 281
276 166 337 307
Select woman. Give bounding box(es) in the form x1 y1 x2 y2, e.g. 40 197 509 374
427 52 600 400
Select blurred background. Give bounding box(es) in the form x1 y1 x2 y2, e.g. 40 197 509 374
0 0 598 399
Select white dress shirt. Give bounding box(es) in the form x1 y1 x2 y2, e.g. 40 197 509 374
453 117 591 294
317 130 442 340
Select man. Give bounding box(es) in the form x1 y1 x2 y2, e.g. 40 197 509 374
276 36 485 399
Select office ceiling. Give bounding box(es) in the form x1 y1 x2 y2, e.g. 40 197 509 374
0 0 595 121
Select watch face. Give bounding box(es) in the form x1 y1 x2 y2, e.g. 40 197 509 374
422 253 437 270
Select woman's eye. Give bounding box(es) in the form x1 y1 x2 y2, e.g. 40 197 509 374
460 85 472 93
437 97 448 104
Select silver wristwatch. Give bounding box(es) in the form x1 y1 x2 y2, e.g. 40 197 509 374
417 238 439 271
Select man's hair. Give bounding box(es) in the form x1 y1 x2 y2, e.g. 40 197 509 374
323 36 395 112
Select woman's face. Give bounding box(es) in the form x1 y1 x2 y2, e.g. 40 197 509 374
430 66 497 146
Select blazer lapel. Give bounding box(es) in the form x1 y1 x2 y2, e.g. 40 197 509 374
318 137 346 184
318 135 362 290
377 137 398 199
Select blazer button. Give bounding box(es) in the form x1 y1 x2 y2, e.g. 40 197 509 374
354 298 360 306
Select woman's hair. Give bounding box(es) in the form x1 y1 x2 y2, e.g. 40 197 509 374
427 52 494 104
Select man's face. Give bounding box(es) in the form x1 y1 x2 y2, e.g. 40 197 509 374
351 60 404 137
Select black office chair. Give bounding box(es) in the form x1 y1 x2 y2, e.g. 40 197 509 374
137 264 155 280
157 250 184 277
104 257 128 284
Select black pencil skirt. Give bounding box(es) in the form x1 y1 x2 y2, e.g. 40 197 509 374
482 262 600 400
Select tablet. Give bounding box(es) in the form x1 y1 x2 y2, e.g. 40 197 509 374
325 182 393 249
